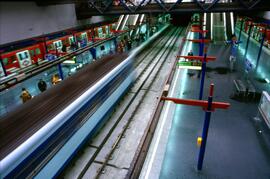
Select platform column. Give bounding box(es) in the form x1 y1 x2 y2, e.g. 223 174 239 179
199 52 207 100
55 49 64 80
57 64 64 80
238 19 244 41
197 84 214 170
244 23 252 57
256 29 266 69
199 33 204 56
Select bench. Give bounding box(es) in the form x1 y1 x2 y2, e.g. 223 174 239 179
233 79 259 101
233 79 246 100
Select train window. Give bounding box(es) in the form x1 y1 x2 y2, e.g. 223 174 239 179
69 36 75 44
18 52 29 60
98 28 103 37
100 45 105 51
53 40 62 49
35 48 41 55
81 32 87 40
2 58 9 65
30 50 35 56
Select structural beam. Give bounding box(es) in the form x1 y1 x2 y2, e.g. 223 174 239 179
76 1 270 17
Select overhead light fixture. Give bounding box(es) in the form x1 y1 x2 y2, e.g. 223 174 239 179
265 78 270 83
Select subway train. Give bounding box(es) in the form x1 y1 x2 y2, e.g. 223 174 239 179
0 52 136 178
0 23 117 76
0 22 167 178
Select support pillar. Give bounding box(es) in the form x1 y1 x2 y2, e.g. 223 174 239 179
197 84 214 170
244 23 252 57
256 30 266 69
238 20 244 41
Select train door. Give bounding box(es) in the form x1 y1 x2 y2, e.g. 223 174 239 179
81 32 88 42
105 26 109 37
80 32 88 47
98 28 103 38
69 36 75 44
53 40 63 51
0 60 5 77
16 50 32 68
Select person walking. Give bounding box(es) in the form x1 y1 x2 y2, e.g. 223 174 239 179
38 79 47 92
20 88 32 103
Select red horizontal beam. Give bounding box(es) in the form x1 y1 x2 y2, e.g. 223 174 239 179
111 30 127 33
177 55 216 62
183 38 211 43
191 29 208 33
161 97 230 110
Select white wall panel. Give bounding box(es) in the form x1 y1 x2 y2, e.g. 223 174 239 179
0 2 106 45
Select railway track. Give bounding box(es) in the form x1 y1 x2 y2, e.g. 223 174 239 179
62 26 185 179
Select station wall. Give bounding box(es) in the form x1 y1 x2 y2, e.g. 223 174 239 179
0 2 108 45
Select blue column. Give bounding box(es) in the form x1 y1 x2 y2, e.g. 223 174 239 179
256 31 265 69
197 93 213 170
57 63 64 80
244 24 252 57
199 33 204 56
199 53 207 100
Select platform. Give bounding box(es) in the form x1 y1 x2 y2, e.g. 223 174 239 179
140 26 270 178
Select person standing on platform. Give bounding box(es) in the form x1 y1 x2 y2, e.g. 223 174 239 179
90 47 97 61
127 38 132 50
38 79 47 92
188 50 193 56
51 74 61 85
20 88 32 103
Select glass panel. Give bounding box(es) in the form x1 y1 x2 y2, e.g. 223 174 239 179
30 50 35 56
24 52 29 58
3 58 9 65
35 48 41 55
19 53 23 60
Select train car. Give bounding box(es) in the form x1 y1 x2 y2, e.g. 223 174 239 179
0 23 116 75
0 43 45 74
0 53 135 178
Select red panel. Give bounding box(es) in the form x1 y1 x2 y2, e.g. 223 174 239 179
177 55 216 62
183 38 211 43
161 97 230 110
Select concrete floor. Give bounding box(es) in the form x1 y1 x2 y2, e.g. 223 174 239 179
160 43 270 179
141 26 270 179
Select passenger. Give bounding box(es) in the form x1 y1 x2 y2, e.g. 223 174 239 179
70 42 77 51
135 35 140 46
62 44 67 52
120 40 125 52
38 79 47 92
117 43 123 53
127 38 132 50
188 50 193 56
51 74 61 85
20 88 32 103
